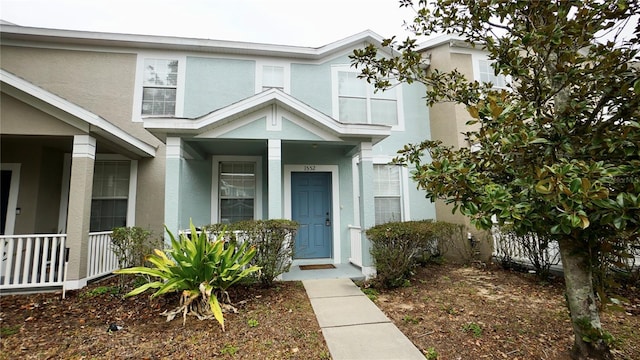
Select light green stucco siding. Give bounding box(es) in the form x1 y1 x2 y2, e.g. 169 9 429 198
184 57 255 118
290 54 351 117
180 159 212 227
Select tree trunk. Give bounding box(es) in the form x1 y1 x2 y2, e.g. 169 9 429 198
557 238 612 360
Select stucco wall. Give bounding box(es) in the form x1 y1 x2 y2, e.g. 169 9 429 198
0 94 85 136
290 54 351 117
183 57 255 118
0 46 159 146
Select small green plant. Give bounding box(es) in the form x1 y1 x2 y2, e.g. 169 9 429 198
361 287 379 301
110 226 154 287
1 325 21 337
425 347 439 360
247 319 259 328
81 285 120 298
115 221 260 331
220 343 238 356
441 304 457 315
402 314 419 324
462 322 483 337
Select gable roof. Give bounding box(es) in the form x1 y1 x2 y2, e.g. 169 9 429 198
0 23 391 60
143 88 391 144
0 69 156 157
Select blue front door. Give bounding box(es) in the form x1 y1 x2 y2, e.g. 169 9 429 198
291 172 332 259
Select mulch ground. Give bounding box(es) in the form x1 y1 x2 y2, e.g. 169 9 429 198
0 277 329 359
1 264 638 359
370 263 640 360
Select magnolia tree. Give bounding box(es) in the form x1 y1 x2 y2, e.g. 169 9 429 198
351 1 640 359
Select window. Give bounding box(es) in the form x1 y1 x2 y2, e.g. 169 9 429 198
478 60 507 88
373 164 402 225
90 161 130 231
142 59 178 116
218 162 256 224
262 65 284 91
336 70 398 126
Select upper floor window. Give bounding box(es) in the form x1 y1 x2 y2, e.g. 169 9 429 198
477 59 507 89
262 65 284 91
142 59 178 116
333 66 402 128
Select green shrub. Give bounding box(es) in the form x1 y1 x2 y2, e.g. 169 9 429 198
111 226 155 288
205 219 298 287
114 221 260 331
366 220 437 289
111 226 154 268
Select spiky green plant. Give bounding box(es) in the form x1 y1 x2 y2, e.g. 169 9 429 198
115 221 260 331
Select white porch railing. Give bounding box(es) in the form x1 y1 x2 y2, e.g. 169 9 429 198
349 225 363 267
492 226 561 267
0 231 118 291
492 226 640 272
87 231 118 281
0 234 67 290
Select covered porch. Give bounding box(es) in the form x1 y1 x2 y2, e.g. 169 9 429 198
145 89 391 278
0 69 156 292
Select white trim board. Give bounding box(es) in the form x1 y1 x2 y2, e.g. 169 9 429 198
1 163 21 235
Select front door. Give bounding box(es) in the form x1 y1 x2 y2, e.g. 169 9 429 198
291 172 332 259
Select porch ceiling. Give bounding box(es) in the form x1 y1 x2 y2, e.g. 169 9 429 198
183 138 358 159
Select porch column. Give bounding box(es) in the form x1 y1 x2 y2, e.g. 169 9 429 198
358 142 376 277
164 137 182 245
65 135 96 289
267 139 283 218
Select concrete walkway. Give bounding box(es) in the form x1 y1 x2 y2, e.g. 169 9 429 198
303 278 425 360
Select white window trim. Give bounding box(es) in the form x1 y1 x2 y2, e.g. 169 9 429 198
58 154 71 233
283 164 341 263
211 156 263 224
331 65 405 131
88 155 137 230
255 60 290 94
127 160 138 227
471 54 511 90
1 163 21 235
372 157 410 222
132 53 187 122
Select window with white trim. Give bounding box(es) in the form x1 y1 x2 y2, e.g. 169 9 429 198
262 65 284 91
478 60 507 88
90 161 130 231
142 59 178 116
336 70 399 126
373 164 402 225
218 162 256 224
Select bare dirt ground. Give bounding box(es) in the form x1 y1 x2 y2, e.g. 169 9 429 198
370 263 640 360
1 264 638 360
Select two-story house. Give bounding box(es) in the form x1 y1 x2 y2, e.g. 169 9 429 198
1 24 489 292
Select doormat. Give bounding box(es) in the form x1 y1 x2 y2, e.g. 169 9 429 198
299 264 336 270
